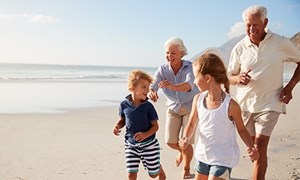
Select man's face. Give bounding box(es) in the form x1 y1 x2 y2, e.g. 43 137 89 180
244 14 268 45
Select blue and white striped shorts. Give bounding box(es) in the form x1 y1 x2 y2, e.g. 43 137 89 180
125 138 161 175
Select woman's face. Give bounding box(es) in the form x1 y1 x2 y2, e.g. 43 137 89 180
165 44 183 65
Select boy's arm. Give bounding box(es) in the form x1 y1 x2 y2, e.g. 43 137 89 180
113 117 125 136
134 120 158 142
229 99 259 160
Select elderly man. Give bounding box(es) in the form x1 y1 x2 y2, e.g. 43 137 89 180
228 5 300 180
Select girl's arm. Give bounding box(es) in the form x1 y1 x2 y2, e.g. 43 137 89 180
134 120 159 142
113 117 125 136
228 99 259 160
179 94 200 149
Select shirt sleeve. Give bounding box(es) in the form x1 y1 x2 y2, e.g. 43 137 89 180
119 102 125 118
148 103 158 122
228 44 241 75
282 37 300 63
150 66 163 91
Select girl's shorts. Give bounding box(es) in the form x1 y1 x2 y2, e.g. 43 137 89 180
195 161 231 178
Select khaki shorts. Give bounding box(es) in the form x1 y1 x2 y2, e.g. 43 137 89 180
242 111 280 137
165 106 195 144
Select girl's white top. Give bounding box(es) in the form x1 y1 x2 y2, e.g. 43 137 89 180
195 91 240 168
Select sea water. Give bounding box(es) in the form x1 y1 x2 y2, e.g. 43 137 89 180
0 63 293 113
0 63 156 113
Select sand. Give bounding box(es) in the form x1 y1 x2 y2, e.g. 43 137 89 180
0 85 299 180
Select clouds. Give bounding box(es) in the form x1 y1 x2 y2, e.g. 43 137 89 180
227 22 245 39
227 21 284 39
0 13 62 24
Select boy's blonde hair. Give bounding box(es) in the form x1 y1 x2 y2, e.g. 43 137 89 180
127 70 153 91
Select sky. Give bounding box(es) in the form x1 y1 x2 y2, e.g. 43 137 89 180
0 0 299 67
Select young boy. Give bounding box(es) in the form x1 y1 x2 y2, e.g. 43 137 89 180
113 70 166 180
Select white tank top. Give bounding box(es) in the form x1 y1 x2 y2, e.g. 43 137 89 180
195 91 240 168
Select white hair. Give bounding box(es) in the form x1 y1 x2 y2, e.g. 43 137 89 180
164 37 188 57
242 5 267 23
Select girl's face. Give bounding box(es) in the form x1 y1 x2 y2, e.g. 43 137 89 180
132 79 150 101
165 45 183 65
193 69 209 92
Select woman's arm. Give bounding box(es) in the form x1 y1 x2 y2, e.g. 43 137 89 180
158 80 191 92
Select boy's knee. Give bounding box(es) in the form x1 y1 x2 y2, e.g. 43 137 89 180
128 172 137 180
149 173 159 178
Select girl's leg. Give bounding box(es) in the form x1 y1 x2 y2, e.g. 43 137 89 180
195 172 208 180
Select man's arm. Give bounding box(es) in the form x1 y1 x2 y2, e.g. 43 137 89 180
280 62 300 104
229 69 252 86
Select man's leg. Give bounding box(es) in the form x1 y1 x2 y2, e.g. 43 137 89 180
252 111 279 180
252 134 270 180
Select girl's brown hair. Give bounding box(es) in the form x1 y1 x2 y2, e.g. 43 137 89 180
193 52 230 93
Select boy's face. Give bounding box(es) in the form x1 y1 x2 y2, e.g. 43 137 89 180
132 79 150 101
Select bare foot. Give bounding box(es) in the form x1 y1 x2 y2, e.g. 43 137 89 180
175 153 183 167
183 170 194 179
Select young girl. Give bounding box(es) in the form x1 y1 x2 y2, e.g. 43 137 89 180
113 70 166 180
179 52 259 180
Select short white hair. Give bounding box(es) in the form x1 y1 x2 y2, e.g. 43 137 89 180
164 37 188 57
242 5 267 22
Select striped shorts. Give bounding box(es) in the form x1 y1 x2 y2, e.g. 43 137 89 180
125 138 161 175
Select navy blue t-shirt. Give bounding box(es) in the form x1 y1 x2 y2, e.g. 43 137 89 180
119 95 159 144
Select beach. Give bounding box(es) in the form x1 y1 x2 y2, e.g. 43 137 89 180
0 85 299 180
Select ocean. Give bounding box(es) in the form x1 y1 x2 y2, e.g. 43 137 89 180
0 63 294 113
0 63 156 113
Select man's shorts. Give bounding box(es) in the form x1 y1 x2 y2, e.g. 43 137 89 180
124 138 161 175
195 161 231 178
165 106 195 144
242 111 280 137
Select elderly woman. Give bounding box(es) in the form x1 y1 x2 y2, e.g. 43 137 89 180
149 37 199 179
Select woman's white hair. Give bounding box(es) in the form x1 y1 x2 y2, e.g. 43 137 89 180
242 5 267 23
164 37 188 57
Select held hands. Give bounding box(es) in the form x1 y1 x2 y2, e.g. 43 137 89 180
246 146 259 161
238 69 252 85
178 137 189 150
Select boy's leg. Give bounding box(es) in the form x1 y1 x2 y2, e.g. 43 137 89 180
125 141 140 179
158 164 166 180
127 172 137 180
